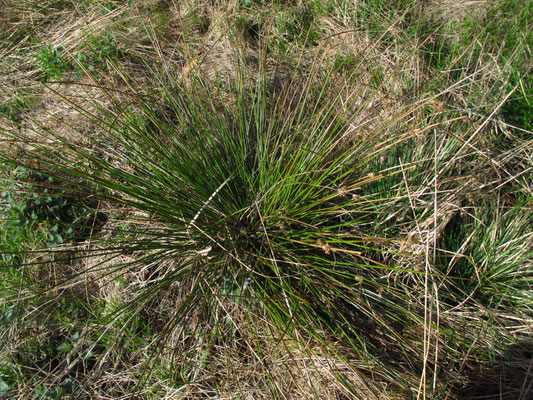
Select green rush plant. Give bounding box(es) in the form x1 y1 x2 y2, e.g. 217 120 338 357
1 1 532 398
440 197 533 309
0 57 432 396
38 45 72 82
2 49 528 397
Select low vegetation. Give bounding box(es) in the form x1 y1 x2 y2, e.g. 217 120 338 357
1 1 531 399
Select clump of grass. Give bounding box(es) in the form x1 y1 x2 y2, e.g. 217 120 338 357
1 1 532 399
441 197 533 308
0 49 443 396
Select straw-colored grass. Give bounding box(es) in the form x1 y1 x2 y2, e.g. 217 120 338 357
1 1 531 399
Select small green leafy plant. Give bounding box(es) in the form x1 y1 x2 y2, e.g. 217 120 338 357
1 163 98 263
38 45 72 81
0 97 30 123
73 32 120 79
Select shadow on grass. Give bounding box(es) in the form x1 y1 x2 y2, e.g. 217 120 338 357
456 339 533 400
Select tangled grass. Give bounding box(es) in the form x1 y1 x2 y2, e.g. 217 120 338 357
0 1 531 399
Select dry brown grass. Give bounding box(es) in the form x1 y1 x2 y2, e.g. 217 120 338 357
422 0 490 24
1 1 531 399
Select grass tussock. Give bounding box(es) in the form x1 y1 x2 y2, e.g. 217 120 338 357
0 0 532 399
